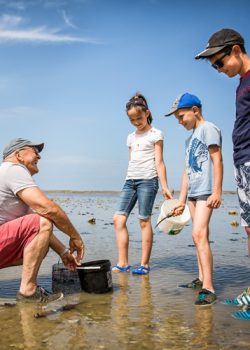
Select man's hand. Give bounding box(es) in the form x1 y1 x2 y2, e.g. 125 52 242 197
61 251 79 271
69 237 84 264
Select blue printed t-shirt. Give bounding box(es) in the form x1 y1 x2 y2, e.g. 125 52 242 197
233 69 250 166
185 121 222 197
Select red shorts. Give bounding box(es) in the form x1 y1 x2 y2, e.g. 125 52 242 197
0 214 40 268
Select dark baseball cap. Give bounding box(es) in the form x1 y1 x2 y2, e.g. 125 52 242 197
3 138 44 159
165 93 202 117
195 28 244 59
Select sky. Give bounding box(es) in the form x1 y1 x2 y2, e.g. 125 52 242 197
0 0 249 191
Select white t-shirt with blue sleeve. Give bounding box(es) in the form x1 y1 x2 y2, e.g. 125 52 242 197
185 121 222 197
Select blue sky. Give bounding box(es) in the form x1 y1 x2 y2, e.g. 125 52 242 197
0 0 249 191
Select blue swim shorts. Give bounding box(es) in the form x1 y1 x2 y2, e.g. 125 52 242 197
234 162 250 226
115 177 159 220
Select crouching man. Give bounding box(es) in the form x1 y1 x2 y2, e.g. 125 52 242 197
0 138 84 303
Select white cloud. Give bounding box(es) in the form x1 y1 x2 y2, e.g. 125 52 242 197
62 10 77 29
0 13 95 44
0 15 24 28
0 27 91 43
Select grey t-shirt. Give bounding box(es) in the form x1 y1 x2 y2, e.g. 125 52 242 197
185 121 222 197
0 162 37 224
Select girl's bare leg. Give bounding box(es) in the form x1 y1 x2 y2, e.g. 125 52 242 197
113 214 129 268
140 219 153 267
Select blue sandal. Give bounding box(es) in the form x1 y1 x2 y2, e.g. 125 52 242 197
222 289 250 306
132 266 150 275
112 265 131 273
232 308 250 320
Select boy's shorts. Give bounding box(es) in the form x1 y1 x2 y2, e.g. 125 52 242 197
188 194 211 201
115 177 159 220
0 214 40 268
234 162 250 227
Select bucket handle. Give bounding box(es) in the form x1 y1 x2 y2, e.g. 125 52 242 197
76 266 101 270
155 210 181 229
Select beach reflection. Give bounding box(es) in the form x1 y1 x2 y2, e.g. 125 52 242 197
111 273 155 348
0 192 249 350
111 274 218 350
191 307 216 349
17 300 89 350
18 304 40 349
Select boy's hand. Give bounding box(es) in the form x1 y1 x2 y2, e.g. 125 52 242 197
172 201 185 216
162 188 173 200
206 193 221 208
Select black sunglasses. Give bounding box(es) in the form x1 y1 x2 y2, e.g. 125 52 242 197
211 48 232 70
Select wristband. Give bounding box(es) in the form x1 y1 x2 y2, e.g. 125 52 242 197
60 248 69 258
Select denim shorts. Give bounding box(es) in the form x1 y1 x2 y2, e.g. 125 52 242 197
115 177 159 220
234 162 250 226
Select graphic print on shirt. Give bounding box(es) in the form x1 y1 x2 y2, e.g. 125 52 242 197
188 137 208 175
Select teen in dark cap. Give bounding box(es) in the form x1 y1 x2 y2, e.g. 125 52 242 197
196 28 250 252
195 28 245 60
195 28 250 313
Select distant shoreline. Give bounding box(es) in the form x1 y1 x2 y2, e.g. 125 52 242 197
44 189 237 195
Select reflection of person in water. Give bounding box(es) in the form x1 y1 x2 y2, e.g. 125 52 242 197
111 274 154 345
191 306 217 347
17 302 87 349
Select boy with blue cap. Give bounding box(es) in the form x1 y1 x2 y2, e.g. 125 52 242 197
165 93 223 305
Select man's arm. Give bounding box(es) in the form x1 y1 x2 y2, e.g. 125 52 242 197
17 187 84 262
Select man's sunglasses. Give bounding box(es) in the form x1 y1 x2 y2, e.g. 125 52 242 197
211 48 232 70
18 146 40 155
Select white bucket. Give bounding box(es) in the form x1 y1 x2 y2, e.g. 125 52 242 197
157 199 191 235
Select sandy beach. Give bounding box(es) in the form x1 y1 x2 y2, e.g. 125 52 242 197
0 191 249 350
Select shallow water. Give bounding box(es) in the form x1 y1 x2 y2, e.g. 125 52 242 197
0 192 249 350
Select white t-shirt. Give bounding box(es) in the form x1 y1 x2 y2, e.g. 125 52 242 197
0 162 37 224
126 127 164 180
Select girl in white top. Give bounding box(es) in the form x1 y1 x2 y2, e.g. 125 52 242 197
113 93 172 275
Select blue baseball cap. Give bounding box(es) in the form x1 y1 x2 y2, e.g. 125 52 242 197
165 93 202 117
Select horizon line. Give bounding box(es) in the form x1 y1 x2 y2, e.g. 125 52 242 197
44 189 237 195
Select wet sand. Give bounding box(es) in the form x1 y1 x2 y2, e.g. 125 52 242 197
0 192 249 350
